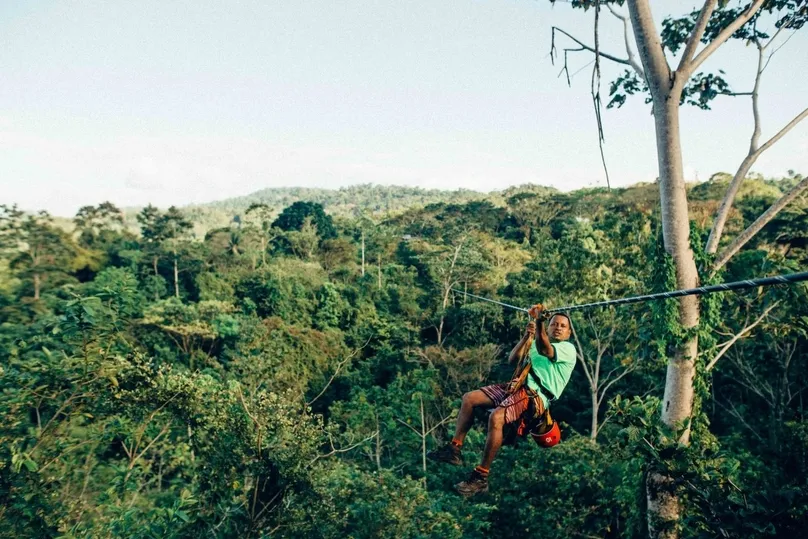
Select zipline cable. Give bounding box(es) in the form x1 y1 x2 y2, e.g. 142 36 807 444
450 289 530 313
451 270 808 315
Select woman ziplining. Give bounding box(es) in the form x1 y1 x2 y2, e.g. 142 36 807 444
430 270 808 498
429 303 577 497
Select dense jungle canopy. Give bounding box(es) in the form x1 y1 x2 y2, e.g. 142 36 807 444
1 175 807 538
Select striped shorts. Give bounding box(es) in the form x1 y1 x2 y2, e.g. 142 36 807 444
480 383 537 425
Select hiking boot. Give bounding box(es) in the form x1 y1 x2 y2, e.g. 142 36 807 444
427 443 463 466
455 469 489 497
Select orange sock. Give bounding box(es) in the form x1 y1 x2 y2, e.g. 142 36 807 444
475 465 489 475
451 439 463 448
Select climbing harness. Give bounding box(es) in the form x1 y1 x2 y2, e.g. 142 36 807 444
502 330 560 448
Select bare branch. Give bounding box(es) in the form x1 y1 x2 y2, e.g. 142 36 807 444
713 174 808 272
705 301 779 372
705 31 806 256
677 1 717 72
755 107 808 156
307 336 373 406
572 324 596 387
715 399 765 442
606 3 645 76
729 349 772 403
558 46 587 85
396 417 422 436
762 29 798 73
717 91 754 97
551 27 631 66
760 10 801 56
395 413 453 437
570 58 596 81
38 440 96 474
597 363 637 409
686 0 767 76
424 414 455 437
127 425 170 471
28 390 94 458
310 431 378 466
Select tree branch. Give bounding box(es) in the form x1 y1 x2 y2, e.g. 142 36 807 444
307 336 372 406
425 414 456 437
606 4 645 77
590 2 612 190
572 324 596 387
715 399 765 442
396 417 423 436
677 1 717 72
755 107 808 156
712 174 808 272
685 0 767 76
760 9 801 56
705 41 766 255
729 349 773 403
310 431 378 466
29 390 93 458
705 7 806 255
551 27 631 66
705 301 779 372
127 425 170 471
626 0 671 93
597 363 637 409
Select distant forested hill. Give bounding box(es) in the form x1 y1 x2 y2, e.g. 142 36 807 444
124 183 550 236
117 175 800 239
202 184 490 215
59 184 511 237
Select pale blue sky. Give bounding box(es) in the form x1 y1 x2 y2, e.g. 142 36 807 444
1 0 806 216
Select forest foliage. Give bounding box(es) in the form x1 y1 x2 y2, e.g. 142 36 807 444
1 175 807 538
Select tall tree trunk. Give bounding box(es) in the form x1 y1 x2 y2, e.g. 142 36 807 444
361 231 365 276
152 255 161 299
377 253 381 290
590 390 599 441
647 94 701 539
173 251 179 299
420 397 427 477
33 272 40 300
375 413 382 470
437 242 464 346
628 2 700 536
654 97 700 443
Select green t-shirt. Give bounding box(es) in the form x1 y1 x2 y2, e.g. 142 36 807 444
526 340 577 408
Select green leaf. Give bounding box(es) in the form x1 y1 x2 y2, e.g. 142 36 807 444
175 510 190 522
